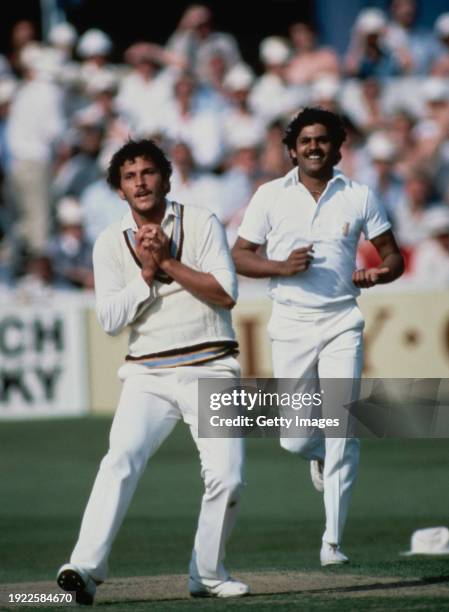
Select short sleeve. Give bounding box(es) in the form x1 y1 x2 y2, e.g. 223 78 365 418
363 188 391 241
237 185 271 245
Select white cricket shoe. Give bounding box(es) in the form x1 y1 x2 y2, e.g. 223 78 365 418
57 563 97 606
189 576 250 598
320 542 349 566
310 459 324 492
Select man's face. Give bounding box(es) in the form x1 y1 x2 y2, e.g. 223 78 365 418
118 156 168 216
290 123 337 177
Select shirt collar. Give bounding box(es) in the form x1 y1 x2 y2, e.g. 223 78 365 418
120 199 178 231
283 167 350 189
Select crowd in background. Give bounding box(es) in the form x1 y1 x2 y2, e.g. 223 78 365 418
1 0 449 297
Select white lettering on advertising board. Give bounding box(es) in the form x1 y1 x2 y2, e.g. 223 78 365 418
0 305 88 418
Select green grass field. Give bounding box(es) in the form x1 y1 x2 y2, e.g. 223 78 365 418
1 416 449 611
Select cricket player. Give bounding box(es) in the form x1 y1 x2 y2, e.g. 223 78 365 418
57 139 249 603
232 107 404 565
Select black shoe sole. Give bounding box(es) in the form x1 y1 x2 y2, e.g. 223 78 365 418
57 569 94 606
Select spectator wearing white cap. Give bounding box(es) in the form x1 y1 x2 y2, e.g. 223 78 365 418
430 13 449 77
222 63 265 155
77 28 112 65
285 21 340 86
345 8 401 79
6 43 66 254
166 4 241 85
76 29 116 92
47 196 94 289
310 75 342 114
48 22 78 60
46 22 82 101
250 37 304 124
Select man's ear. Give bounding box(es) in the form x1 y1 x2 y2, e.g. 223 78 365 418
117 188 127 201
163 179 171 195
289 148 297 160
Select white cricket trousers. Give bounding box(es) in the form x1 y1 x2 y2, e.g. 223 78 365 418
70 356 244 583
269 300 364 546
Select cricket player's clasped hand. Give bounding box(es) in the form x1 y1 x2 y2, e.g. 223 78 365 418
135 224 170 285
280 244 314 277
352 267 389 288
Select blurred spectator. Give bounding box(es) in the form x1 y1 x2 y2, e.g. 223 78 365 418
359 131 405 221
341 77 391 134
76 28 116 93
52 123 104 202
392 171 438 247
221 139 263 239
198 51 231 108
412 77 449 175
410 206 449 287
0 79 16 174
0 79 18 248
77 28 111 67
388 109 421 177
259 119 291 178
47 22 78 61
9 20 37 76
158 71 225 170
286 21 340 85
0 55 12 79
15 253 54 299
74 69 131 150
117 42 182 134
168 140 224 218
166 4 241 84
337 116 369 180
79 150 129 244
222 63 265 153
250 36 304 125
384 0 438 75
7 44 65 254
431 13 449 76
310 75 342 113
47 197 94 289
345 8 401 79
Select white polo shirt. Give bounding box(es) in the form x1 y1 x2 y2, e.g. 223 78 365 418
93 200 237 366
238 168 391 309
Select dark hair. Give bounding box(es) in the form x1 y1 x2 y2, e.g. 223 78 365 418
283 107 347 159
107 139 172 189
